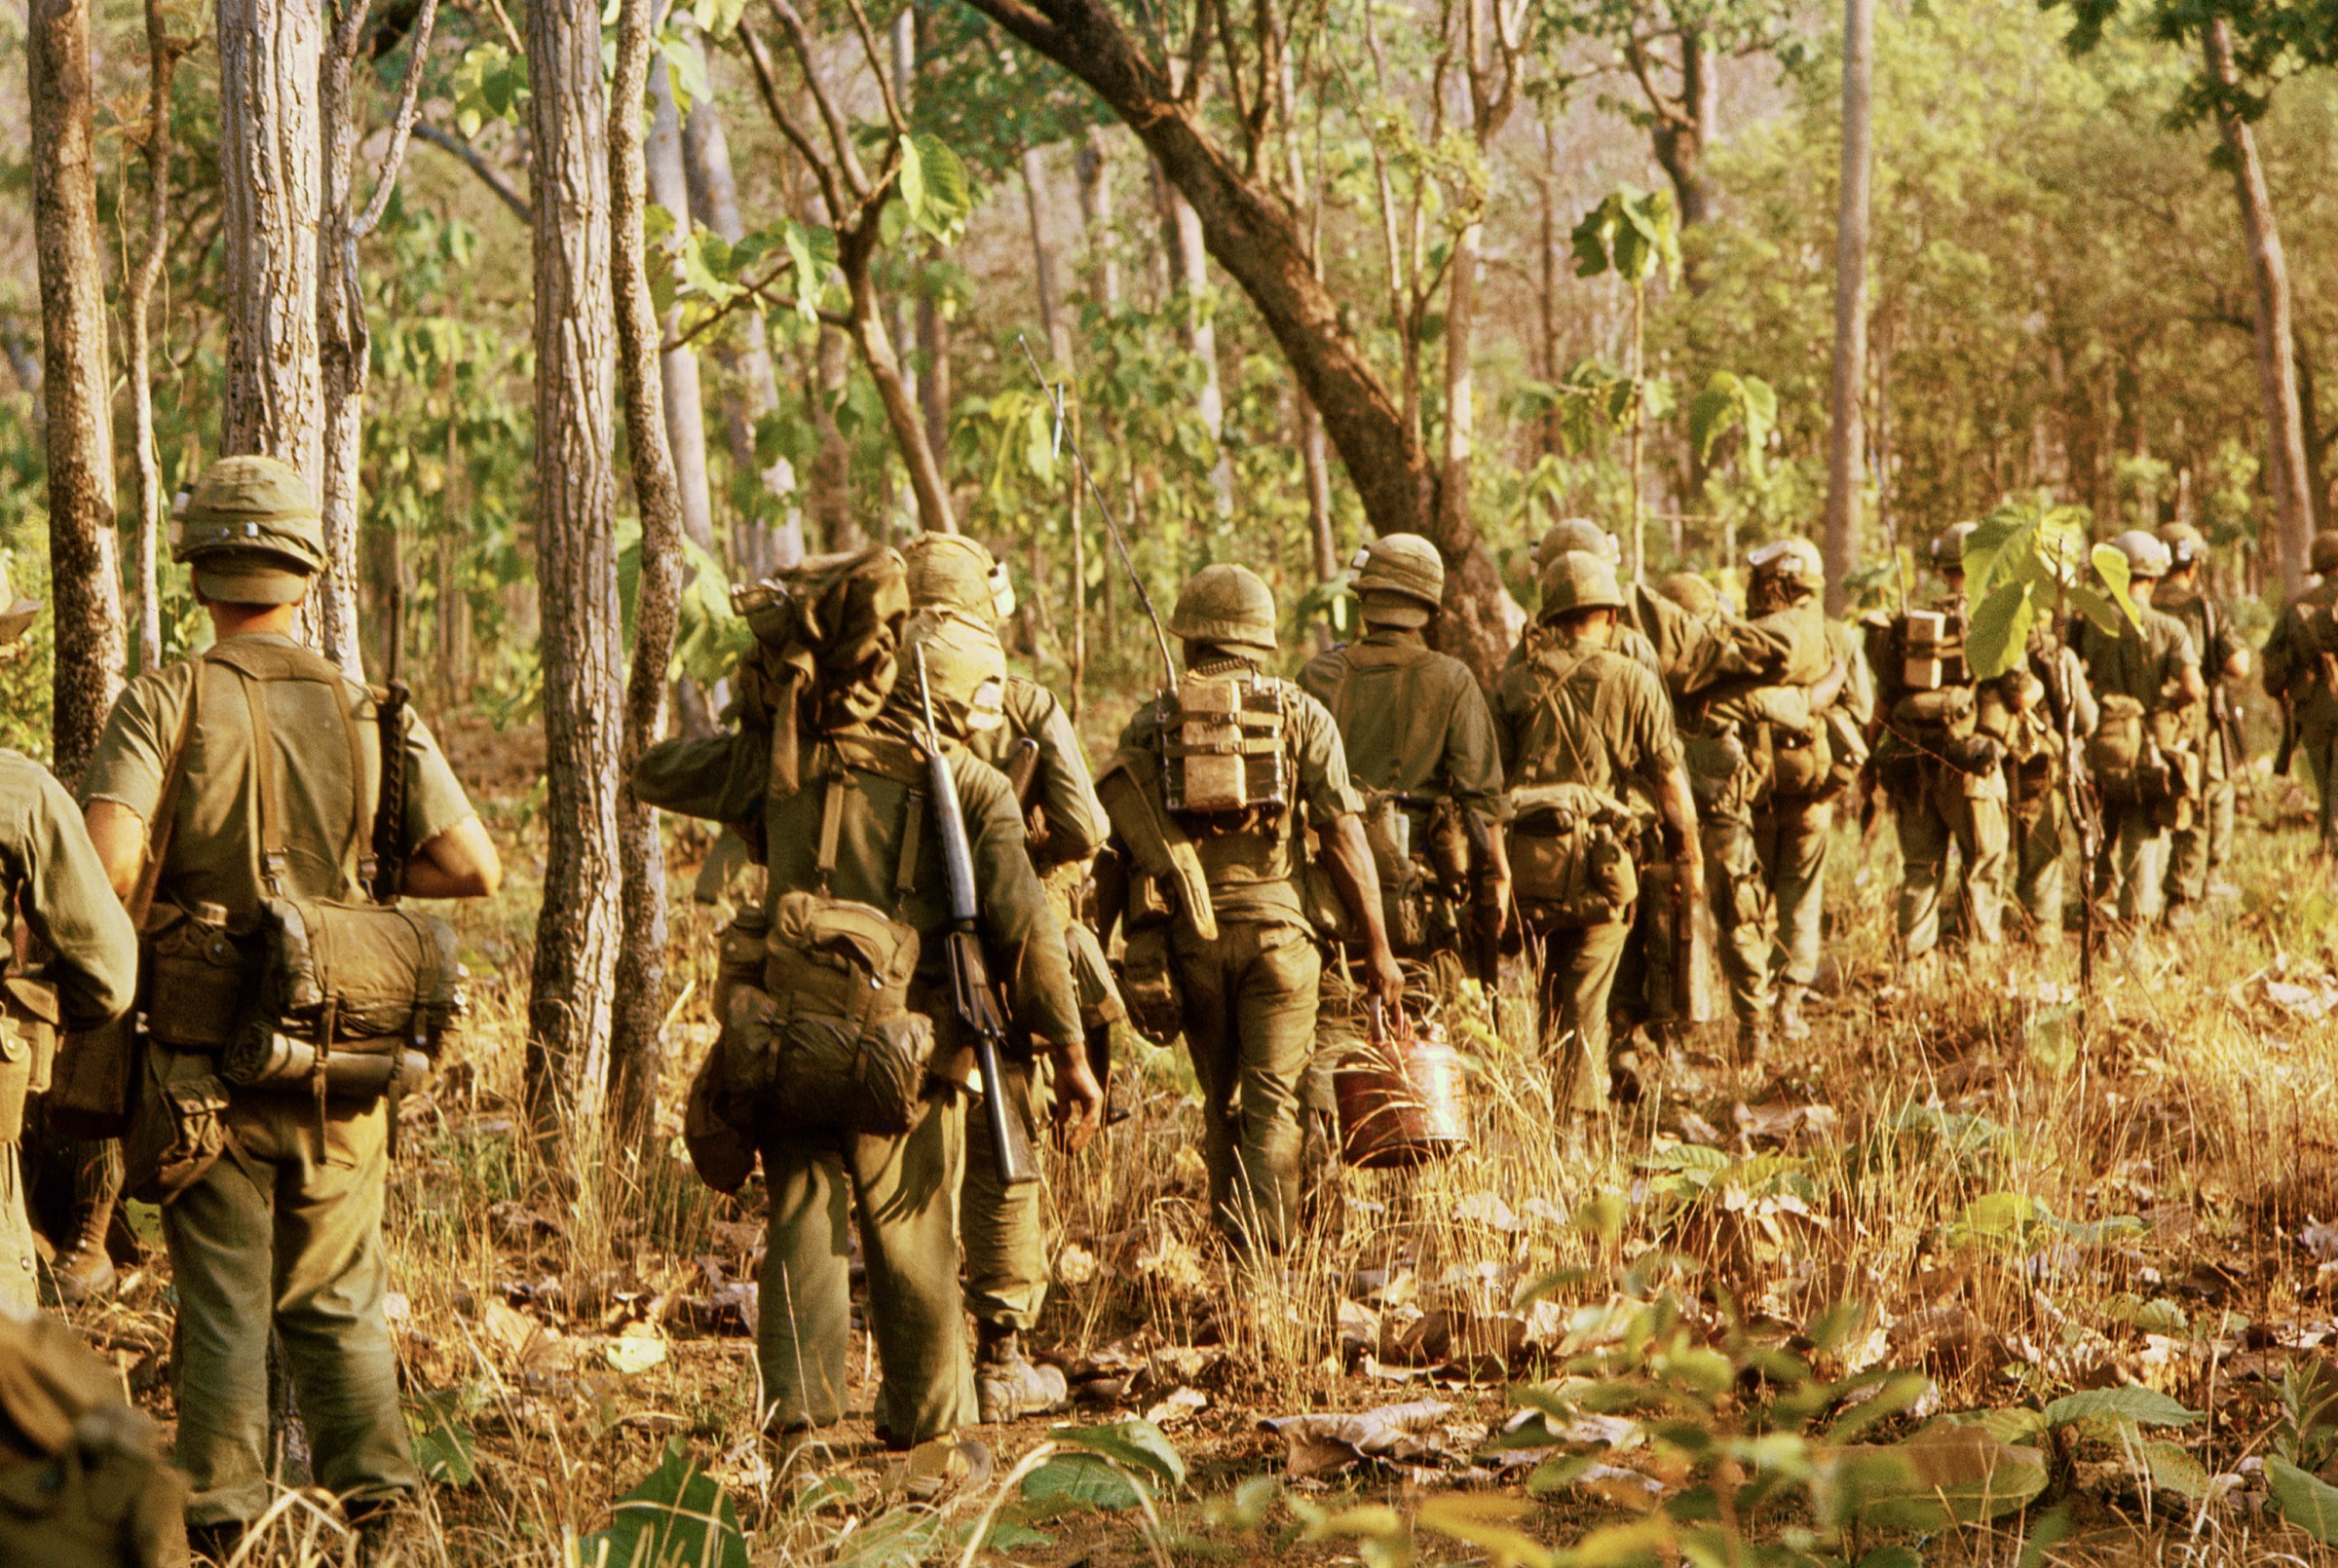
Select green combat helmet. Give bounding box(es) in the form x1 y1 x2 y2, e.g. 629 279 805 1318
0 557 41 648
2313 531 2338 577
901 608 1007 738
1929 522 1979 571
1656 571 1718 616
2110 529 2172 581
902 532 1016 624
1531 517 1621 573
1349 534 1445 627
1536 550 1628 622
2157 520 2207 571
1169 563 1277 656
173 455 326 606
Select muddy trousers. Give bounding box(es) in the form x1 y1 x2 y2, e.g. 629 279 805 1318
158 1057 417 1526
960 1056 1053 1333
758 1094 973 1444
1526 916 1631 1115
1172 919 1319 1255
1754 800 1832 990
2098 804 2173 924
1893 774 2008 958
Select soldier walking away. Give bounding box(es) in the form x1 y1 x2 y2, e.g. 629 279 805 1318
1870 526 2013 965
1093 564 1401 1255
2153 523 2250 910
0 563 138 1318
2262 531 2338 862
1495 551 1702 1136
77 456 503 1556
900 533 1114 1425
2074 531 2206 927
1678 539 1831 1061
637 566 1102 1454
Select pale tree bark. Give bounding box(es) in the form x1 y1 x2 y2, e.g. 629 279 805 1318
29 0 125 776
525 0 624 1128
321 0 439 679
1022 145 1072 363
1075 125 1120 308
682 73 805 571
811 327 858 549
1821 0 1874 616
220 0 326 503
127 0 192 677
611 0 689 1147
2206 18 2315 595
1155 154 1232 514
649 61 719 554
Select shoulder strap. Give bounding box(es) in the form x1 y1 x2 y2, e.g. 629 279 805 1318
813 752 845 894
213 646 378 903
127 666 205 927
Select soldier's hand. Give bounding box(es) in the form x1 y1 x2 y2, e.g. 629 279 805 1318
1480 874 1513 940
1051 1041 1106 1152
1366 944 1406 1012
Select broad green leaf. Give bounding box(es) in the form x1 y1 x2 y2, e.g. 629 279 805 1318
2138 1440 2215 1502
405 1390 477 1487
2042 1388 2201 1429
1020 1453 1144 1512
1050 1417 1186 1488
2268 1454 2338 1545
2091 543 2143 628
1826 1372 1936 1443
1525 1452 1596 1495
1966 579 2036 680
1415 1494 1558 1568
580 1437 748 1568
693 0 747 36
1835 1421 2049 1529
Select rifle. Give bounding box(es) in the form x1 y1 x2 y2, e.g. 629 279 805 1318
915 647 1038 1187
369 582 411 905
1015 336 1177 692
2199 592 2247 784
1003 734 1045 849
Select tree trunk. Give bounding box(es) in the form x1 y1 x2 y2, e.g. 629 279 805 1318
1022 144 1072 363
610 0 687 1148
811 328 858 550
649 63 718 554
127 0 184 678
918 293 951 471
29 0 125 777
1439 217 1481 571
837 221 957 533
1156 158 1231 514
2296 329 2328 531
680 80 803 571
319 18 371 679
1821 0 1874 616
1075 125 1119 308
525 0 624 1129
219 0 325 500
1652 19 1716 230
2206 18 2316 595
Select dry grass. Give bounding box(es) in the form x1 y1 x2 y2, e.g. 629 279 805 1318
67 789 2338 1566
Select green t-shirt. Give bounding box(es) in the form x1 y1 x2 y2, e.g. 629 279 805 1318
0 750 137 1029
1298 628 1505 830
1494 632 1682 797
80 633 476 916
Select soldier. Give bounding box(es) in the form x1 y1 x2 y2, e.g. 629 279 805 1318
0 1299 187 1566
1093 565 1400 1254
2153 523 2250 910
1298 534 1511 979
899 533 1114 1424
0 564 138 1318
1495 551 1702 1127
2261 530 2338 859
1870 525 2013 963
2073 530 2206 925
1680 539 1833 1058
78 456 503 1550
638 579 1103 1451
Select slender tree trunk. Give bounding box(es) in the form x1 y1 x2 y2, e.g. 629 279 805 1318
1821 0 1875 615
127 0 185 677
28 0 125 777
1439 217 1481 570
1652 19 1716 231
680 80 803 571
2296 330 2328 530
1022 145 1073 363
917 295 951 469
219 0 325 500
811 328 858 550
2206 18 2315 595
1538 114 1562 462
525 0 624 1129
1158 158 1232 514
611 0 687 1147
837 224 957 533
649 63 718 554
1075 126 1119 308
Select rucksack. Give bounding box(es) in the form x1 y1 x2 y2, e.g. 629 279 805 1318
1507 783 1640 926
729 547 912 801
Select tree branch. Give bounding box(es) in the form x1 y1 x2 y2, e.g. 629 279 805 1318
413 121 532 223
352 0 442 239
737 19 846 223
766 0 874 200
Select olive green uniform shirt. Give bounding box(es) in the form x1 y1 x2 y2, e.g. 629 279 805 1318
0 752 136 1030
635 712 1082 1052
1494 633 1683 797
971 676 1107 869
2265 578 2338 727
1112 671 1365 925
2076 607 2199 710
79 633 475 914
1298 627 1506 831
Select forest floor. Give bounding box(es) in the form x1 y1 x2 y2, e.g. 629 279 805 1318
56 770 2338 1567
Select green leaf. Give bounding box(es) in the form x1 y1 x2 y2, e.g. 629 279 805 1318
1021 1453 1145 1512
405 1390 477 1487
1415 1494 1559 1568
2269 1454 2338 1545
1049 1417 1186 1489
2091 542 2143 628
2138 1440 2216 1502
2041 1388 2201 1429
580 1437 748 1568
1835 1421 2049 1530
1966 579 2036 680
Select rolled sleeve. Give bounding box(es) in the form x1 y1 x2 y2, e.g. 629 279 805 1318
77 668 183 821
401 713 479 850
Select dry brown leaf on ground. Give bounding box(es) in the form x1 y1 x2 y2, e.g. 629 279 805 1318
1262 1399 1458 1479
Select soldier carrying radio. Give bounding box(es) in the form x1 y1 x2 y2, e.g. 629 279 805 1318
2262 530 2338 860
898 532 1122 1426
2073 530 2206 927
76 455 502 1555
2153 523 2250 913
1496 550 1702 1133
1094 564 1399 1255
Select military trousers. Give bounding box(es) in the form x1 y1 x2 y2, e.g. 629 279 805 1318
1171 918 1319 1254
0 1141 33 1317
155 1053 416 1526
2168 777 2236 906
2010 794 2067 944
1893 771 2008 957
1702 814 1775 1023
758 1091 973 1444
2099 804 2173 924
2313 721 2338 851
960 1055 1053 1333
1754 799 1832 990
1525 915 1631 1115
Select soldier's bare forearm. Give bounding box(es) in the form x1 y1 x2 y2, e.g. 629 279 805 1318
1320 814 1404 1005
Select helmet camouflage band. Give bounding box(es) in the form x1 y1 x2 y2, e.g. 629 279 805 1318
0 557 40 649
903 608 1007 737
2313 531 2338 577
1531 517 1621 572
1536 550 1627 620
2110 528 2172 579
1747 537 1824 595
903 532 1016 624
1929 522 1979 570
1169 563 1277 653
173 455 326 606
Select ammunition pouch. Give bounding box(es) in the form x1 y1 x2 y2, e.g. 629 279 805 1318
1096 755 1218 942
1768 722 1834 801
1115 918 1185 1046
143 905 257 1052
1507 783 1640 927
2089 694 2178 811
123 1065 230 1205
0 977 57 1145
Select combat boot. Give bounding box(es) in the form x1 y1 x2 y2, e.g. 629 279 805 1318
1777 987 1813 1043
1732 1014 1772 1067
974 1325 1068 1425
44 1185 117 1307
